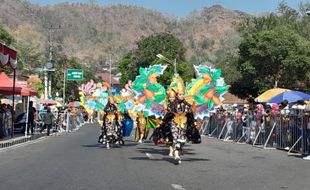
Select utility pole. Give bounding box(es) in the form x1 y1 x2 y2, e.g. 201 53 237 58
63 56 67 106
109 55 112 87
174 58 177 74
43 24 60 99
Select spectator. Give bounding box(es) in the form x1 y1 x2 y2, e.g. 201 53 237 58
5 104 13 137
35 110 42 132
235 108 243 140
0 104 6 138
40 107 54 136
303 113 310 160
27 101 36 135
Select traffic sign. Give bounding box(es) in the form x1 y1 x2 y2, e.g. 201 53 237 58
67 69 83 81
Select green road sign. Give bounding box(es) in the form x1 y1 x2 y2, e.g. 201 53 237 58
67 69 83 81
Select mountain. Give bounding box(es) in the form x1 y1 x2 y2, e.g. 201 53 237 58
0 0 249 69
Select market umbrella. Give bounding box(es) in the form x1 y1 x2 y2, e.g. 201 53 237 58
0 72 22 95
55 101 64 108
68 101 81 107
0 98 12 105
40 99 56 105
255 88 290 102
268 91 310 104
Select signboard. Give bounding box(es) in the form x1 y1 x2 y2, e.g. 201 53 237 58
67 69 83 81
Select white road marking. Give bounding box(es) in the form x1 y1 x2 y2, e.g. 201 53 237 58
171 184 186 190
145 152 155 159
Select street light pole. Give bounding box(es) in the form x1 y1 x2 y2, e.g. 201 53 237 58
156 54 177 74
43 23 60 99
174 58 177 74
109 55 112 87
63 63 66 106
44 71 48 99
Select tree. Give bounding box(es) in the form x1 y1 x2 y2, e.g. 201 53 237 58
51 55 96 102
232 6 310 98
118 51 134 84
12 24 46 76
27 75 44 96
0 26 14 45
118 32 194 86
0 26 15 74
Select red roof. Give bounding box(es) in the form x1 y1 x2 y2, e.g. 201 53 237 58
222 92 248 104
0 72 37 96
96 71 119 84
0 72 22 95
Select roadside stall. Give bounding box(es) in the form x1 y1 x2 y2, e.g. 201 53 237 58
0 43 17 138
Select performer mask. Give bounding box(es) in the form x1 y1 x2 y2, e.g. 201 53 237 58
177 91 184 101
167 90 176 102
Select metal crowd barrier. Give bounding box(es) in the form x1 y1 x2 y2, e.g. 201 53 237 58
201 109 310 156
37 109 85 133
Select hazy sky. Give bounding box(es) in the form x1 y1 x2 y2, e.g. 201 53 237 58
29 0 307 17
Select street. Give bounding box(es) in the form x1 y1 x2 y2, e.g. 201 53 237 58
0 123 309 190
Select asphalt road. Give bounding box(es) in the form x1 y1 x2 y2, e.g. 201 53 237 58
0 123 309 190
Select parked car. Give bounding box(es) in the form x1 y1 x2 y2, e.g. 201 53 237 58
14 112 26 133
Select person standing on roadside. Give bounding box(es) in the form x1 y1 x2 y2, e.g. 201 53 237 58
5 104 13 137
40 107 54 136
27 101 36 135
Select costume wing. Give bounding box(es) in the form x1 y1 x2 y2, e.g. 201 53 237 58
186 65 228 119
132 64 167 118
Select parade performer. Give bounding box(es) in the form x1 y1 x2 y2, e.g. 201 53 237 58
153 74 194 164
101 96 122 149
135 111 148 143
170 83 195 164
118 81 135 138
162 89 177 155
130 65 167 144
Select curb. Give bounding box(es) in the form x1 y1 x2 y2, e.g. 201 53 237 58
0 134 46 149
0 123 88 149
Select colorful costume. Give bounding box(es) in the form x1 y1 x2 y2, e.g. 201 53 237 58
135 111 148 143
131 65 167 118
100 97 124 149
186 65 228 120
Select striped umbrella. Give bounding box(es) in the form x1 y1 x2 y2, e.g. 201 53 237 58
255 88 290 102
68 101 81 107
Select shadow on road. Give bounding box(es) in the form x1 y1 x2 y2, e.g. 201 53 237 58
129 145 210 165
81 141 138 149
129 156 210 165
136 147 197 156
81 144 102 148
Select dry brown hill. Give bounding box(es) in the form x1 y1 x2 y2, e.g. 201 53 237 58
0 0 249 69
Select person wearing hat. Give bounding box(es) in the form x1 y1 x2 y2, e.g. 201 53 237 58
151 89 176 149
100 95 121 149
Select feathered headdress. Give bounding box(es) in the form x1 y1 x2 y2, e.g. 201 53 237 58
168 74 185 94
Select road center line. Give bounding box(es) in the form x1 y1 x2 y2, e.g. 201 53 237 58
171 184 186 190
145 152 155 159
